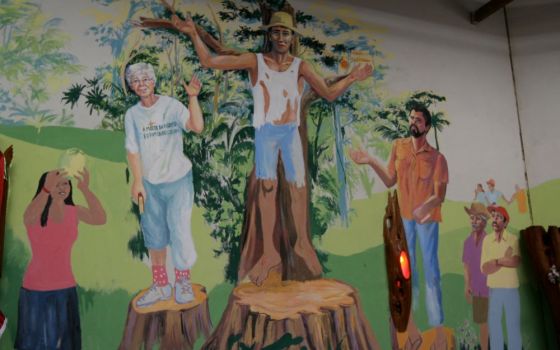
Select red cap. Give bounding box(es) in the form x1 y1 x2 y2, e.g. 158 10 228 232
486 178 496 186
489 205 509 223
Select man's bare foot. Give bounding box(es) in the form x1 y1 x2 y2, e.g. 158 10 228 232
248 253 282 286
294 241 322 276
430 326 447 350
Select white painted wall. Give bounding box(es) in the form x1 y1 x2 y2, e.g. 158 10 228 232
508 2 560 188
13 0 542 202
304 0 527 201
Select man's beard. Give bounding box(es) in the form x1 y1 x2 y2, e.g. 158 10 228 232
409 125 425 138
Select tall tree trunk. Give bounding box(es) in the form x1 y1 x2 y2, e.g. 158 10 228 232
333 104 349 226
138 2 348 283
237 106 319 282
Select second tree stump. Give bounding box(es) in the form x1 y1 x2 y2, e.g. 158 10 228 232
202 278 380 350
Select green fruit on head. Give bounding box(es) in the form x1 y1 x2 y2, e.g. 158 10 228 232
58 148 86 178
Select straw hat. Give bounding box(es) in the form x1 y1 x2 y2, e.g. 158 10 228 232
261 11 300 34
464 202 491 220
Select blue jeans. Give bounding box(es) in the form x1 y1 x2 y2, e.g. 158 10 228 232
402 219 444 326
142 171 197 270
254 123 305 187
488 288 522 350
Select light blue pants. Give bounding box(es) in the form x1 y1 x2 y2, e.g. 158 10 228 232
402 219 444 326
142 171 197 270
254 123 305 187
488 288 522 350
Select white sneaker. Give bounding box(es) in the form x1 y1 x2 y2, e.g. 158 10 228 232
136 283 172 308
175 278 195 304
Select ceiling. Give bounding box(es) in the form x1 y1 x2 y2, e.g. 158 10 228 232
328 0 560 34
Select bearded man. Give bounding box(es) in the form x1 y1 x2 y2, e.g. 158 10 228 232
350 105 449 349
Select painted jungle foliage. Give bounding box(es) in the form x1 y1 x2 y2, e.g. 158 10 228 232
0 0 558 349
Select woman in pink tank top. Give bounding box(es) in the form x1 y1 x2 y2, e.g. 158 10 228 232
15 168 106 350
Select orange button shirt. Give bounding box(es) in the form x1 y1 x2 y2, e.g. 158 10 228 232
388 138 449 222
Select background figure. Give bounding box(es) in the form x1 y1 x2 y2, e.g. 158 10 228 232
510 184 528 214
124 62 203 307
171 11 372 285
485 178 511 206
15 169 106 350
462 203 490 350
480 206 522 350
350 105 448 350
474 183 489 205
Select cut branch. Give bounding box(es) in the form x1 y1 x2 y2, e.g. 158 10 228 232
136 17 240 56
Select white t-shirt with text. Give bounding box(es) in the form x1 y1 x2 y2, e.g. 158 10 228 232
124 95 191 184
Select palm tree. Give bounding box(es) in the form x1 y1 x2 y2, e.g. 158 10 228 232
430 111 450 150
375 91 449 150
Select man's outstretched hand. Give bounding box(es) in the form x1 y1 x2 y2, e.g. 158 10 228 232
349 63 374 82
171 14 196 36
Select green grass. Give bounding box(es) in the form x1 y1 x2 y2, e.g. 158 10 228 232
318 191 532 259
0 126 556 349
325 245 548 350
529 177 560 228
0 125 126 163
0 134 227 294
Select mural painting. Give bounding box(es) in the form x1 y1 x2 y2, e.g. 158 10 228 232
0 0 558 349
15 168 106 348
350 104 450 348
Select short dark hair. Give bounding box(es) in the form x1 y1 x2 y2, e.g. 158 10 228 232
411 104 432 127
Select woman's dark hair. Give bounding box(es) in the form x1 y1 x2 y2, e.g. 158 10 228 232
34 172 75 227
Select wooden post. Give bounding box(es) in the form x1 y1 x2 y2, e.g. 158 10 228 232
521 225 560 346
0 146 13 279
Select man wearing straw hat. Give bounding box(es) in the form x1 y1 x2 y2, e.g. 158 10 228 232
462 203 491 350
171 10 373 286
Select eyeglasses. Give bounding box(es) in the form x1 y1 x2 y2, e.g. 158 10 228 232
130 77 154 86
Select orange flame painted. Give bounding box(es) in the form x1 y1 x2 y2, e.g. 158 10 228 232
339 56 349 71
399 251 411 280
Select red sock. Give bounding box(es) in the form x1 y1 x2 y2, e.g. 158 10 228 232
152 265 168 286
175 268 190 281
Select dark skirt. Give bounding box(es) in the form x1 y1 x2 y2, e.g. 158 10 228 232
15 287 81 350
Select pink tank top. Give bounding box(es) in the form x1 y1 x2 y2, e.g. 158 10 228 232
23 205 79 291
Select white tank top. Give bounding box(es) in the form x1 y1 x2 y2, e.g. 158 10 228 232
251 53 302 129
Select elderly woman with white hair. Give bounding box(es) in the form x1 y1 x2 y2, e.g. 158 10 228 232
124 62 203 307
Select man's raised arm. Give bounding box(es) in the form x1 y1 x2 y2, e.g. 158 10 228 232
300 60 373 102
171 15 256 72
349 148 396 188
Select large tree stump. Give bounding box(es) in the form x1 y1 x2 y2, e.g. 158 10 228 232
119 284 212 350
201 278 380 350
